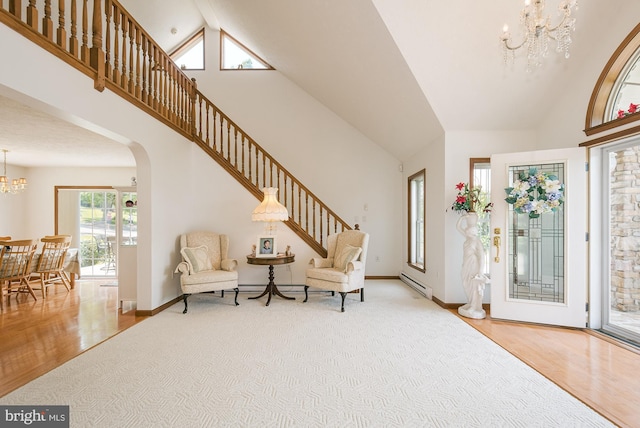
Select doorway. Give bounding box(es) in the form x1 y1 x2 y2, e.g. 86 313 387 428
490 148 587 328
56 187 117 278
598 139 640 345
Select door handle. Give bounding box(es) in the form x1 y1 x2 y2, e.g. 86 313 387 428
493 230 501 263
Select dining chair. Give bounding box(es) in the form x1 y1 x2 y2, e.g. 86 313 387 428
0 244 6 310
30 235 72 298
0 239 38 308
105 236 116 274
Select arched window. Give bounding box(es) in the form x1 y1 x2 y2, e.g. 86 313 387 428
583 23 640 346
606 50 640 122
585 23 640 136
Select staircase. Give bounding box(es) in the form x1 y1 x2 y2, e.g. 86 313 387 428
0 0 352 256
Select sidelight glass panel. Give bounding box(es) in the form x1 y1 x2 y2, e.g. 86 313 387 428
120 192 137 246
605 143 640 340
471 159 491 276
507 163 565 303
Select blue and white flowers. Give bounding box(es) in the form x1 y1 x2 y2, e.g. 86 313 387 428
504 168 565 219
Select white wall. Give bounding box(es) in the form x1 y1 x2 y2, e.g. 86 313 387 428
188 147 314 286
402 131 537 304
401 135 446 299
0 163 29 238
0 23 404 311
0 24 193 311
184 28 404 276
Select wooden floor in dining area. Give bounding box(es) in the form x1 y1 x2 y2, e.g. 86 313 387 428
1 283 640 427
0 280 146 397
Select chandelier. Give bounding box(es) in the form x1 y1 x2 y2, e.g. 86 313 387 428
0 149 28 195
500 0 578 71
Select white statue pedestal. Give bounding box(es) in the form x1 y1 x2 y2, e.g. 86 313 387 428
458 306 486 319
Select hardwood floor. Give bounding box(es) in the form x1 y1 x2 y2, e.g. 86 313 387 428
0 280 146 397
1 282 639 427
455 311 640 428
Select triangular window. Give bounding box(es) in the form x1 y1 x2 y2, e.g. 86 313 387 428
170 28 205 70
220 30 274 70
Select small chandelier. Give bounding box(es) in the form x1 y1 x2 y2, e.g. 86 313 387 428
500 0 578 71
0 149 28 195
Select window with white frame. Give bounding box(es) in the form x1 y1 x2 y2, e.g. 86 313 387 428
408 169 425 271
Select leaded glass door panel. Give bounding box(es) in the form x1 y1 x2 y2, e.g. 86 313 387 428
490 148 587 328
509 163 565 303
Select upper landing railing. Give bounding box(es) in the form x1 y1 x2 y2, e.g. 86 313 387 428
0 0 352 256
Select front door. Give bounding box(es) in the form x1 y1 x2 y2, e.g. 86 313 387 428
490 148 587 328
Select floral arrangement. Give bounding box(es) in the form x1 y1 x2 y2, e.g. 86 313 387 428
450 182 492 214
617 103 639 119
504 168 564 219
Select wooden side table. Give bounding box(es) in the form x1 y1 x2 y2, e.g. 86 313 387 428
246 255 295 306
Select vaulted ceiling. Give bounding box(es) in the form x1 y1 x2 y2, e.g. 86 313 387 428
143 0 629 158
0 1 634 165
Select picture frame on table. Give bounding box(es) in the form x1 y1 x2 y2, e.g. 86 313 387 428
256 236 277 258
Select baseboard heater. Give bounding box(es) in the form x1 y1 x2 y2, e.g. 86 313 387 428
400 273 432 299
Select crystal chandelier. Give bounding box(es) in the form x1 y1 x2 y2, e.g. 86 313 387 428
500 0 578 71
0 149 28 195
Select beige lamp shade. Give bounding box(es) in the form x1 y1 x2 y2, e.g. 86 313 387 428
252 187 288 222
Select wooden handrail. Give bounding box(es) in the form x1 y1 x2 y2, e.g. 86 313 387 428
192 90 352 255
0 0 351 256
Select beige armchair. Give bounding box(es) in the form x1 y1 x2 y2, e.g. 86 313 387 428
174 231 239 314
304 229 370 312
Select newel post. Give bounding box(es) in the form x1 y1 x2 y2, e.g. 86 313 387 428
90 0 105 91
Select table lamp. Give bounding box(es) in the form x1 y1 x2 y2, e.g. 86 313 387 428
252 187 288 235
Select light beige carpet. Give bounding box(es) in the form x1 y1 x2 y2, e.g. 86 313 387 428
1 281 613 427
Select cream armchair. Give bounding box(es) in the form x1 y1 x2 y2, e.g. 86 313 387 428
174 231 239 314
304 229 370 312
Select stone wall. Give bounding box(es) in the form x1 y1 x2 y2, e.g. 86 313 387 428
610 146 640 312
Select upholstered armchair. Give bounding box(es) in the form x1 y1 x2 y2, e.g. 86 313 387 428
174 231 239 314
304 229 370 312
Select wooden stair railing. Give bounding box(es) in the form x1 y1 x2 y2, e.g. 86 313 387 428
191 89 352 256
0 0 351 256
